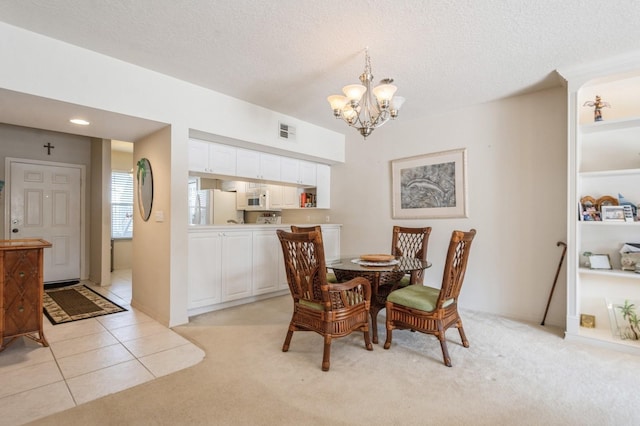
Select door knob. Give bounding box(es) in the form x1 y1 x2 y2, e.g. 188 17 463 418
12 228 19 233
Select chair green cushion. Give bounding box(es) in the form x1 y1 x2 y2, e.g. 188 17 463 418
398 275 412 287
387 285 454 312
326 273 338 283
299 299 324 311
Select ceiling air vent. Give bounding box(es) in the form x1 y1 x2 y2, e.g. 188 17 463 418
278 122 296 141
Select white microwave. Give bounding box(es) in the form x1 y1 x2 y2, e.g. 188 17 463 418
245 189 271 211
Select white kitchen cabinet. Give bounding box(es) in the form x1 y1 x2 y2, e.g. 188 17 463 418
252 229 287 294
236 148 281 181
280 157 300 184
315 164 331 209
298 160 317 186
269 184 300 209
187 232 223 309
267 184 284 208
188 140 237 176
220 230 254 302
187 225 341 313
283 186 300 208
559 55 640 353
280 158 316 186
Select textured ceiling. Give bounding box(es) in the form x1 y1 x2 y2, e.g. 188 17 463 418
1 0 640 136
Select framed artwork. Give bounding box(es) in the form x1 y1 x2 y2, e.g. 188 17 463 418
391 148 468 219
588 254 612 270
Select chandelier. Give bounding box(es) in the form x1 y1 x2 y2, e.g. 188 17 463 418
327 48 405 138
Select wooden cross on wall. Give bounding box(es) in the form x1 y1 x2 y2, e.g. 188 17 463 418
44 142 54 155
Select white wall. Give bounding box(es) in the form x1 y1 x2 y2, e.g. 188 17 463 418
132 126 175 325
332 87 568 327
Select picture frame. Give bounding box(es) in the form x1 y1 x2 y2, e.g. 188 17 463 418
580 313 596 328
391 148 468 219
588 254 612 270
601 205 625 222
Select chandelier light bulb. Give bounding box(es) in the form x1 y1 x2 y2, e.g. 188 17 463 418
342 106 358 124
390 96 406 118
342 84 367 103
372 84 397 104
327 95 348 110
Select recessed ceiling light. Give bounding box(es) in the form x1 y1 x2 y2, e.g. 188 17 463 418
70 118 90 125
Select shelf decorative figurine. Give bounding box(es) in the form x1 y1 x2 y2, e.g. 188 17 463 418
583 95 611 122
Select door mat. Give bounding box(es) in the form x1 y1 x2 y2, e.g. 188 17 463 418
44 280 80 289
43 284 127 325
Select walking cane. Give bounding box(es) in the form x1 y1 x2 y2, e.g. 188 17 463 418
541 241 567 326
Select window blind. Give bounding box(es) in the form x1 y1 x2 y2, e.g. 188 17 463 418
111 171 134 238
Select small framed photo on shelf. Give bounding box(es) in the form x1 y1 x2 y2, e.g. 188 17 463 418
580 314 596 328
601 205 626 222
588 254 612 270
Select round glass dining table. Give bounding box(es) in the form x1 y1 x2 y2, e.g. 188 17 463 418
328 256 431 343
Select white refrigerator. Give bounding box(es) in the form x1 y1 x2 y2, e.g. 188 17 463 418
189 189 239 225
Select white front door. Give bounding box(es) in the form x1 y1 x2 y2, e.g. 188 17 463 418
9 160 82 283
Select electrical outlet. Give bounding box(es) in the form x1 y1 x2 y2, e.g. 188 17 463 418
325 216 330 222
306 215 311 222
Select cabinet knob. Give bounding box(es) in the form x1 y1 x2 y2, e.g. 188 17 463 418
18 305 24 313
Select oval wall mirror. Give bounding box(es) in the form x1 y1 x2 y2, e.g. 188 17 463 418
136 158 154 221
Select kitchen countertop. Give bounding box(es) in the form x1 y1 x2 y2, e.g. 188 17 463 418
188 223 340 230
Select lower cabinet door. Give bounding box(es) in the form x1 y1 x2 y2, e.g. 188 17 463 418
252 231 285 295
220 231 253 302
187 232 223 309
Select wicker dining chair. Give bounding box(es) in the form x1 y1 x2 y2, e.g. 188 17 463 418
277 229 373 371
384 229 476 367
369 226 433 340
290 225 338 283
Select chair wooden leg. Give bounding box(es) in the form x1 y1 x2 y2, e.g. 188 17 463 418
457 319 469 348
363 328 373 351
383 323 393 350
436 322 452 367
282 326 294 352
370 307 382 344
322 335 332 371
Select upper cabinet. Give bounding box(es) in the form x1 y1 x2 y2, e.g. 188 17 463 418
236 148 281 181
188 140 236 176
280 157 316 186
315 164 330 209
188 139 331 208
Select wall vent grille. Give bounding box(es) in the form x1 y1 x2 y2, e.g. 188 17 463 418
278 122 296 141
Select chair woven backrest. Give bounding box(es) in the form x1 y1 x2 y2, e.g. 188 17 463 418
436 229 476 308
391 226 432 260
277 229 328 307
392 226 432 285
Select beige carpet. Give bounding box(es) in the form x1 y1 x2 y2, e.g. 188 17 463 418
28 295 640 425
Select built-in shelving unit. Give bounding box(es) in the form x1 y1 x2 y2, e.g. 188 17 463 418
559 52 640 354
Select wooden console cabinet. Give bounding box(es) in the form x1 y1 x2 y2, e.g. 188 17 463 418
0 238 51 351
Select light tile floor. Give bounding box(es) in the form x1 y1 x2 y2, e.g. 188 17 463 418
0 269 205 425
